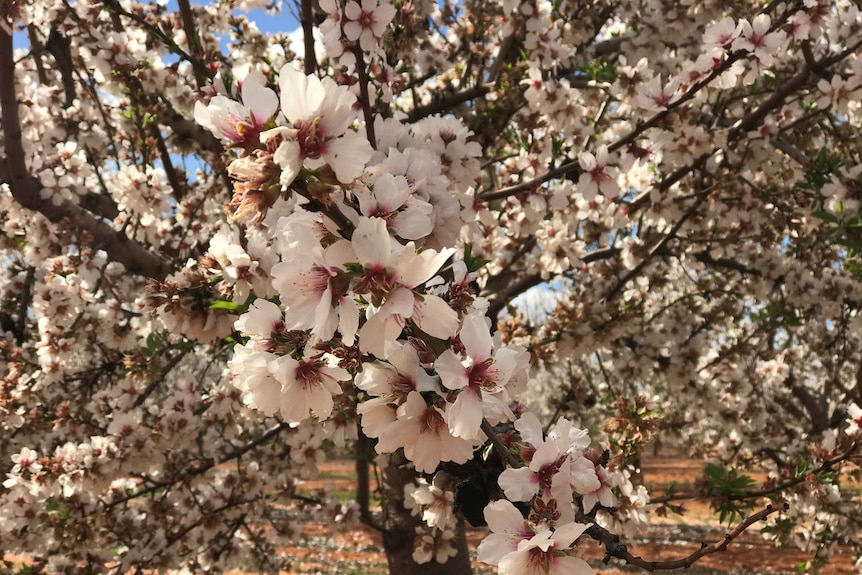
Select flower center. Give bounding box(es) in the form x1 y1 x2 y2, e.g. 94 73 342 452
419 407 446 437
295 117 327 159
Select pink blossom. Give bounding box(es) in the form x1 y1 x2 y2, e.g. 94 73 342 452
343 0 397 52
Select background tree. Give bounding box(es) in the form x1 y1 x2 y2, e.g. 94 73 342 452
1 0 862 574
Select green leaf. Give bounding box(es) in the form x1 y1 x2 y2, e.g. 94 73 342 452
811 210 838 224
463 244 491 273
209 299 243 312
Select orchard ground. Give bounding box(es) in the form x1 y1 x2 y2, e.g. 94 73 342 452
3 452 856 575
238 453 858 575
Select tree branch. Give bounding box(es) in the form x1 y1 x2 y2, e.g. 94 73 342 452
0 27 170 280
300 0 316 75
588 503 787 571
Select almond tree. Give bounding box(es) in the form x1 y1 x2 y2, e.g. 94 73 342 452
1 1 862 574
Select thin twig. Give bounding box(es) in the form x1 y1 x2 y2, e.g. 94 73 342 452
588 503 787 571
481 419 520 468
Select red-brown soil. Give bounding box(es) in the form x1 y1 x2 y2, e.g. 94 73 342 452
4 455 857 574
261 454 857 575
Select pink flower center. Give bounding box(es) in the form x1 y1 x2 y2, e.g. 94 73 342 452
355 264 399 304
589 166 608 183
748 33 765 48
357 9 375 30
295 118 328 159
295 359 324 389
419 407 446 437
526 545 556 572
391 374 417 399
468 358 500 392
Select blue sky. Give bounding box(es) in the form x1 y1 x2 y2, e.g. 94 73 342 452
13 1 301 50
169 0 301 39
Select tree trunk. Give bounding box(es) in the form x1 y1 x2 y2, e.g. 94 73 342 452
355 430 374 521
380 457 474 575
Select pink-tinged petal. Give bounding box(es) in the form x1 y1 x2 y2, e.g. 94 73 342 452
268 354 299 385
459 312 493 361
438 431 476 466
413 294 458 340
279 64 325 122
484 500 526 537
492 346 527 386
312 285 338 341
477 533 515 566
355 362 397 394
324 132 372 183
234 298 282 335
375 415 419 453
319 76 359 136
530 442 562 471
338 295 359 345
353 216 392 266
514 411 545 447
448 387 483 439
436 349 468 390
578 151 596 171
498 467 539 501
306 382 335 420
247 376 281 416
344 0 361 19
343 20 362 41
372 3 396 33
358 287 414 357
272 139 302 186
552 521 591 547
599 486 615 507
357 398 396 437
387 342 418 375
279 380 311 424
581 492 598 513
391 207 433 240
396 245 456 288
321 363 350 384
407 434 444 474
497 547 531 575
241 73 278 126
373 174 410 210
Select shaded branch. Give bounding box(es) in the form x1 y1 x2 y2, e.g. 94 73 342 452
406 83 491 123
588 503 787 571
352 45 377 148
300 0 317 75
603 188 712 303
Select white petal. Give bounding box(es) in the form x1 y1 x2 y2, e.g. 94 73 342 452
484 499 526 535
413 294 459 340
352 216 392 266
448 387 483 439
306 381 335 420
497 467 539 501
338 295 360 346
552 521 590 548
325 132 373 183
242 75 278 125
515 411 545 447
320 76 359 136
436 349 469 390
273 139 303 186
392 207 433 240
460 312 492 361
279 64 325 122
